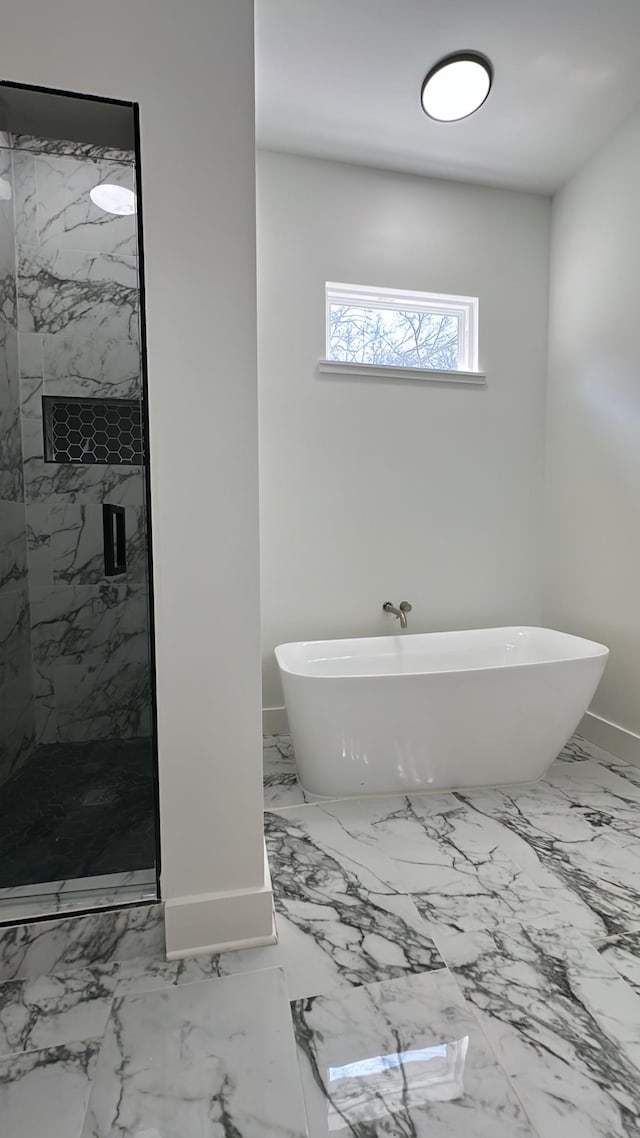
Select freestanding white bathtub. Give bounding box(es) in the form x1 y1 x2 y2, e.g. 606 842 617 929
275 627 609 797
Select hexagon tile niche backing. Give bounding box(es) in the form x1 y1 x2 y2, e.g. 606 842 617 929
42 396 143 466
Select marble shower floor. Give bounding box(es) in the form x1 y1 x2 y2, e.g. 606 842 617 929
0 737 156 891
4 733 640 1136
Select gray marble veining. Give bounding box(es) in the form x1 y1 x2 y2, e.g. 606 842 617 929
264 807 445 998
439 921 640 1138
0 682 34 786
81 969 309 1138
2 735 640 1136
598 932 640 998
17 244 138 339
43 332 141 400
24 459 144 506
50 502 146 586
0 323 23 502
558 736 602 763
0 1038 100 1138
293 970 536 1137
55 657 151 742
0 149 16 325
0 966 117 1058
29 582 149 667
307 793 570 937
26 574 151 743
25 504 52 586
263 734 306 808
457 780 640 937
0 903 164 983
11 150 38 249
0 949 228 1061
35 155 137 256
0 591 31 689
12 134 134 165
0 502 27 593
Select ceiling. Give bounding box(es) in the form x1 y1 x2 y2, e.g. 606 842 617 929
255 0 640 193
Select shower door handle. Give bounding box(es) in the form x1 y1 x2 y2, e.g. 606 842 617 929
103 504 127 576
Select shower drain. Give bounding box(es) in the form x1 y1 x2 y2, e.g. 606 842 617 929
82 786 117 806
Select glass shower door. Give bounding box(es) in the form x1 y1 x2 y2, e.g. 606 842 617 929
0 126 157 919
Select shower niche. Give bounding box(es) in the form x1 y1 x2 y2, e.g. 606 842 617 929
0 83 158 919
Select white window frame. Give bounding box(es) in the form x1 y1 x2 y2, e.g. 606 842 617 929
321 281 484 384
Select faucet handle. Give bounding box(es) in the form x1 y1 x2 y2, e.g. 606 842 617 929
399 601 412 613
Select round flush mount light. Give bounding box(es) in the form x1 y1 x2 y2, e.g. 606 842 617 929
421 52 493 122
90 183 136 216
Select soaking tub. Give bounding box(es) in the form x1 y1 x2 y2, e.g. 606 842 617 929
275 627 608 797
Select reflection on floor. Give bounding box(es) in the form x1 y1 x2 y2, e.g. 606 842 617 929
4 734 640 1136
0 737 156 889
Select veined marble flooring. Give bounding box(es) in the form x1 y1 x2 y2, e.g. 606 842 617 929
4 734 640 1136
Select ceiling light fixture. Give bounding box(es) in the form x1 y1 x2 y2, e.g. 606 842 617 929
421 52 493 122
90 183 136 216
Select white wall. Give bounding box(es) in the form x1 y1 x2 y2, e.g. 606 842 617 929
258 150 551 707
0 0 270 953
545 109 640 740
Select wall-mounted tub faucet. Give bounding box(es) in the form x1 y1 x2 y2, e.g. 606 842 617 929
383 600 412 629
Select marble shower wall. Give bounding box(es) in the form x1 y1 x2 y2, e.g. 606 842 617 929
0 135 35 786
12 134 151 745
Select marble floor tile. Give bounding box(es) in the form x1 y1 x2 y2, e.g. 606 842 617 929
81 968 309 1138
113 946 315 996
0 901 164 982
265 807 444 998
317 793 606 941
600 761 640 792
107 952 255 998
109 924 371 1003
263 734 305 808
0 1038 100 1138
292 969 535 1137
557 736 603 763
316 794 570 938
118 911 442 1004
0 966 118 1058
439 922 640 1138
458 783 640 938
548 756 640 851
268 800 409 893
597 932 640 997
575 804 640 849
0 946 275 1054
545 757 640 807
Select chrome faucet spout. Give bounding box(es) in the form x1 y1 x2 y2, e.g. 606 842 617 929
383 600 412 629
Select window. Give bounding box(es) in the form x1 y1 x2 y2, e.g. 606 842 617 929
324 282 479 376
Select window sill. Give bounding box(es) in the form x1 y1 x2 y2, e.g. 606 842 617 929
317 360 486 384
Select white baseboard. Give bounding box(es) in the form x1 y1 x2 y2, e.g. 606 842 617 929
578 711 640 768
263 707 289 735
165 916 278 961
164 844 275 957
